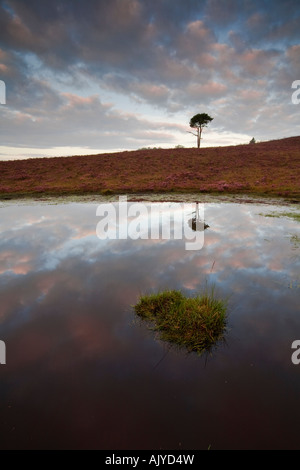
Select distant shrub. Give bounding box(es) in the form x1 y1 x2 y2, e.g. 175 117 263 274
249 137 256 144
137 146 162 150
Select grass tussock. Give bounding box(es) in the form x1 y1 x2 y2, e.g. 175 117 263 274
134 289 228 355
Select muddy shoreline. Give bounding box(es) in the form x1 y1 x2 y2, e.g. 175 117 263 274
0 191 299 208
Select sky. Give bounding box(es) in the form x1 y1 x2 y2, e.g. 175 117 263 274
0 0 299 160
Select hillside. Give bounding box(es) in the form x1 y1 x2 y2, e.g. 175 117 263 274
0 136 299 200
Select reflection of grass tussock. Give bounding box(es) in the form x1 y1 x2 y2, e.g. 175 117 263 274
134 289 227 355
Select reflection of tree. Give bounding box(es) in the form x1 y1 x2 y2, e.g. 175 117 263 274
290 234 300 250
188 202 209 232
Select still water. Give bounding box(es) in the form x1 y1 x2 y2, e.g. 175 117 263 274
0 199 299 449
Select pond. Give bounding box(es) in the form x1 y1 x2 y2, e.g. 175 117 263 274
0 198 299 450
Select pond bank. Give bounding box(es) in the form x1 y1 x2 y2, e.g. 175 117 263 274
0 191 299 208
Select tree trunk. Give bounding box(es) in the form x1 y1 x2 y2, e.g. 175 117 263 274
197 128 200 148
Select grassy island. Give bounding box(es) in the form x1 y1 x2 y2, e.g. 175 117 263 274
134 289 228 355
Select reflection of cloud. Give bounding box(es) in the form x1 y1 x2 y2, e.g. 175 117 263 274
66 315 115 359
0 200 299 449
0 201 299 332
0 252 34 275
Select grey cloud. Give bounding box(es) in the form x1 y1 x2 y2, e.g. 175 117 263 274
0 91 184 149
228 31 248 53
0 0 299 152
204 0 243 27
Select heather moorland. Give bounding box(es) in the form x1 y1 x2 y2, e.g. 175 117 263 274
1 136 299 200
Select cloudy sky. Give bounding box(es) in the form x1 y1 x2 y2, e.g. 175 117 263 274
0 0 299 160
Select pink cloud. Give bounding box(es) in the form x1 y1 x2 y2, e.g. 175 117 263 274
286 45 300 67
246 12 265 30
239 89 265 101
133 83 170 102
239 49 279 76
187 81 227 97
186 20 212 40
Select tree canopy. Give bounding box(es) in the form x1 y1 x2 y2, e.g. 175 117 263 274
189 113 213 148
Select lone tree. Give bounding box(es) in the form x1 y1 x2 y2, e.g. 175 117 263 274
188 113 213 148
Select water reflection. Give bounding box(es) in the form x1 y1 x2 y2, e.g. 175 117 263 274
0 201 299 449
188 202 210 231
